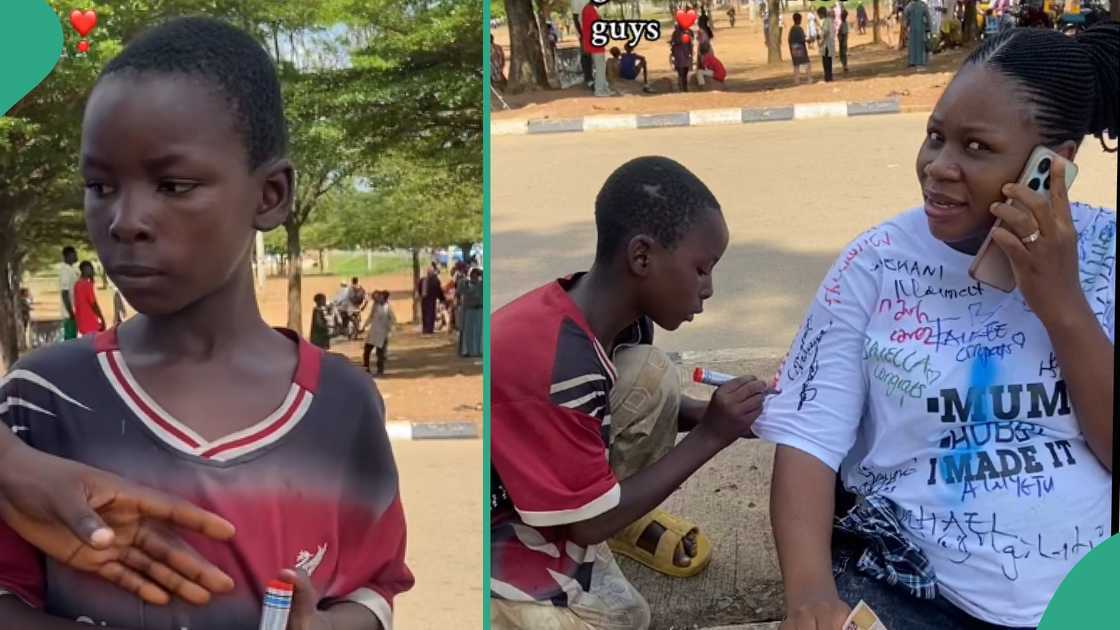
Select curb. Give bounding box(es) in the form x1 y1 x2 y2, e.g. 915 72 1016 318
386 421 479 441
492 99 901 136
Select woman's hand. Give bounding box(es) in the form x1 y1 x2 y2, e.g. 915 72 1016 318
989 158 1089 328
0 441 236 605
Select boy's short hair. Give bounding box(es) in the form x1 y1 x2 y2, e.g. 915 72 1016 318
817 6 828 16
99 16 287 170
351 277 360 284
78 261 94 274
594 156 721 263
314 292 326 303
793 12 803 23
62 246 77 258
610 46 622 57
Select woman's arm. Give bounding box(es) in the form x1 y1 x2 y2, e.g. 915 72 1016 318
1042 302 1113 471
771 446 851 630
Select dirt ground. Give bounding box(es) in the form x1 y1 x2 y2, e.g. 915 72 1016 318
492 9 970 120
26 270 482 425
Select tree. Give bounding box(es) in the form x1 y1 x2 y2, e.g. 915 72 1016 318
963 0 978 41
873 0 881 44
767 0 782 63
503 0 551 92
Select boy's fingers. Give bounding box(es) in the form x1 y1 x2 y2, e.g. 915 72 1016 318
51 486 115 549
280 568 318 619
96 559 172 606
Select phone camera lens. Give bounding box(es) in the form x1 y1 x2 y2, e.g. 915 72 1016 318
1043 175 1051 190
1038 158 1051 174
1028 177 1041 191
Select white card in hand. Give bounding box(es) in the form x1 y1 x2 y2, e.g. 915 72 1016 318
842 600 889 630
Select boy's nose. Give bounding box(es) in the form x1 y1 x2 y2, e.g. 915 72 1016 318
109 191 154 242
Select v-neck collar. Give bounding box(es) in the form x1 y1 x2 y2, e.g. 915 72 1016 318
93 328 320 463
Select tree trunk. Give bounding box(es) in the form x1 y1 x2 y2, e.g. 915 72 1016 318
505 0 551 93
0 225 20 371
457 241 475 265
411 248 421 324
767 0 782 63
285 224 303 335
873 0 881 43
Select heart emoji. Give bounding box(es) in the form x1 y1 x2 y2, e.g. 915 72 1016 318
77 40 89 53
1 1 63 116
70 9 97 38
682 33 691 44
675 9 697 30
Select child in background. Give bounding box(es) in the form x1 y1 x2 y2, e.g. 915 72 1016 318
839 8 850 72
789 12 812 84
0 16 412 629
363 291 397 377
72 261 106 336
670 24 693 91
695 42 727 88
310 292 332 350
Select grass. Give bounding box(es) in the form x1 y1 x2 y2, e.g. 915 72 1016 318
314 251 414 278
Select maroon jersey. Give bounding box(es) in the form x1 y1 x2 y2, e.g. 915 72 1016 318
491 276 624 607
0 329 413 629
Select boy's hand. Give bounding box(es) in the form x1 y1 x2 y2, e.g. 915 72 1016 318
699 375 768 445
0 443 236 606
280 568 331 630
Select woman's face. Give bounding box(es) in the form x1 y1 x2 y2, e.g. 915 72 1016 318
915 65 1049 243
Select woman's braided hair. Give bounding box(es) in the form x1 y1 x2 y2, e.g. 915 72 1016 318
963 22 1119 152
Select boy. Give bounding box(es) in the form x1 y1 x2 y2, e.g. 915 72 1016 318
818 6 836 82
581 0 611 97
58 246 80 340
609 45 654 93
490 157 767 629
310 293 332 350
73 261 106 336
789 12 813 85
695 43 727 89
0 16 412 629
363 292 397 376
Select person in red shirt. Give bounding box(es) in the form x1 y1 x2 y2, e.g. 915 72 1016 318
696 42 727 88
72 261 105 336
581 1 611 96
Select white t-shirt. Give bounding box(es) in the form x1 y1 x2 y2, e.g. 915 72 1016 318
57 262 79 316
753 203 1115 627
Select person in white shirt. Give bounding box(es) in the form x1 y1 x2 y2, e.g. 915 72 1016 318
756 25 1117 630
57 246 80 340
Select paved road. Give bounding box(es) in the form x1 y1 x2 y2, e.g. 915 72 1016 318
391 439 483 630
491 113 1118 354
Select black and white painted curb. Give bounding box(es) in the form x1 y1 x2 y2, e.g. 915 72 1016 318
386 421 478 440
492 99 901 136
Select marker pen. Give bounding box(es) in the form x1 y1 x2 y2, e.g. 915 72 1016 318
259 580 294 630
692 368 779 396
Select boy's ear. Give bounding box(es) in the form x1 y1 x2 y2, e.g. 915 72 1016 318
626 235 655 279
253 158 295 231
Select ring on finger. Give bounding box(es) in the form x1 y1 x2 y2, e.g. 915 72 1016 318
1021 229 1041 244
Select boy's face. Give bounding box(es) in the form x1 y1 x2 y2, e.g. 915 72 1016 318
80 74 292 316
637 210 729 332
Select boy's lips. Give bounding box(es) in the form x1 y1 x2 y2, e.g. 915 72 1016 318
111 264 163 277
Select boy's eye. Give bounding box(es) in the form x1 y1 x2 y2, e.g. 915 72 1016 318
157 180 199 195
926 130 944 144
85 182 116 196
966 140 990 152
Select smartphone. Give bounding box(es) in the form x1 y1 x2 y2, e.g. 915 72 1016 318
968 146 1078 292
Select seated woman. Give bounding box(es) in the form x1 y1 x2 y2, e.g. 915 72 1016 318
754 24 1117 630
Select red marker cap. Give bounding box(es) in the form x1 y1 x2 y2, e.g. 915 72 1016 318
267 580 294 592
692 367 704 383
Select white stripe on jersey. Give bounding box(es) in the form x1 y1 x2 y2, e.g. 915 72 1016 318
0 369 90 411
550 373 607 394
558 390 604 410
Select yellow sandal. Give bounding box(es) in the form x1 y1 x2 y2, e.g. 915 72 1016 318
608 509 712 578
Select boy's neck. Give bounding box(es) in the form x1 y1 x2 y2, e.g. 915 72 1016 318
119 265 279 361
567 265 640 352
